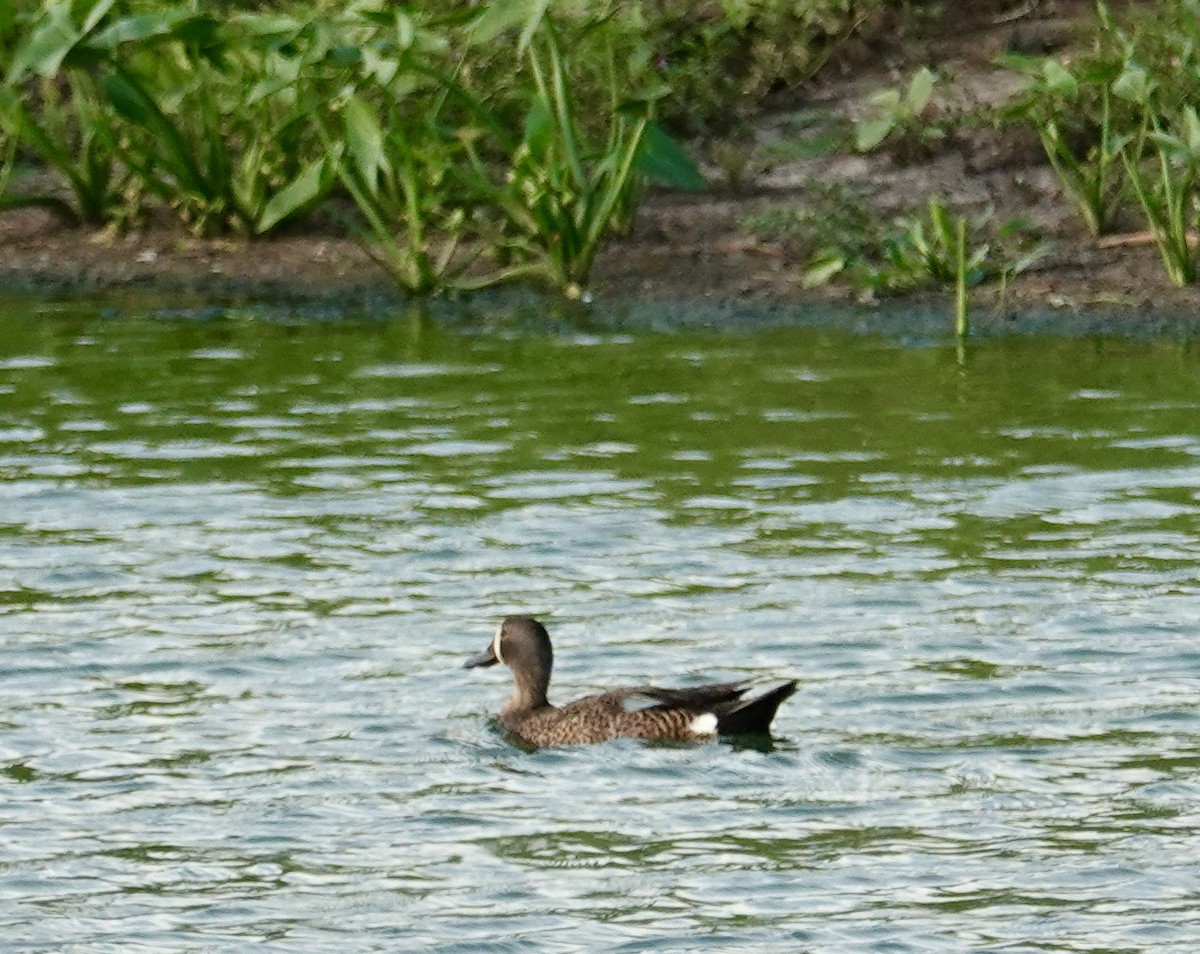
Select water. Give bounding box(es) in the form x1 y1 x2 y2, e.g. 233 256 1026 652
1 296 1199 952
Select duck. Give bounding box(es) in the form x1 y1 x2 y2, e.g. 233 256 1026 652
464 616 796 748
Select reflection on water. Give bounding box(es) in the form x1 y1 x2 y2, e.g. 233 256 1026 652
1 297 1199 951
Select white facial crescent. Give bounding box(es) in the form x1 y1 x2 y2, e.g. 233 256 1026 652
492 621 506 666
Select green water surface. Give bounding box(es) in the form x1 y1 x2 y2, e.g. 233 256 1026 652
1 297 1198 952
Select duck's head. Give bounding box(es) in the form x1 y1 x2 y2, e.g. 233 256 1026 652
464 616 554 708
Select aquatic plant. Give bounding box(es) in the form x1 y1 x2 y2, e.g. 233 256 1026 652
1 0 344 233
0 128 15 207
641 0 879 135
462 8 703 297
855 66 941 158
896 199 974 335
482 22 661 297
895 199 983 287
1015 58 1130 236
894 201 1047 327
0 0 706 297
1004 0 1200 241
1122 107 1200 286
0 0 130 224
797 196 1047 333
328 92 486 297
1001 0 1148 239
99 9 341 235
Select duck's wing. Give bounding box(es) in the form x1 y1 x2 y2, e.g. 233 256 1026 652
614 680 797 734
609 681 751 713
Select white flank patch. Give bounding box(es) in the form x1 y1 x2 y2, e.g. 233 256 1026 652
689 713 718 736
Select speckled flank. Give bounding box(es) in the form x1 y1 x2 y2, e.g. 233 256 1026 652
499 693 724 748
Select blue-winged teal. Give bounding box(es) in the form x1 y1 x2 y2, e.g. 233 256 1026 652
464 616 797 748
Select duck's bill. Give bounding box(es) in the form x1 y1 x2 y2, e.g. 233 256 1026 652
463 645 499 669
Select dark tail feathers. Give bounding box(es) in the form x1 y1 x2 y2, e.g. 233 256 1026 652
714 680 797 735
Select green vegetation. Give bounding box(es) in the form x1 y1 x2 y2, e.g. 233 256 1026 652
1124 107 1200 286
0 0 715 296
5 0 1200 312
1005 57 1129 236
747 187 1045 332
476 22 685 298
1005 0 1200 285
854 66 943 159
637 0 880 135
98 11 342 236
0 61 126 225
330 91 478 297
741 180 887 273
0 0 884 298
747 0 1200 325
0 130 14 208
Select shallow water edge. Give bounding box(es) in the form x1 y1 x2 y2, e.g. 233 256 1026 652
4 283 1200 343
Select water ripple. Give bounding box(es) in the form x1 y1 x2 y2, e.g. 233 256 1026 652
0 307 1198 951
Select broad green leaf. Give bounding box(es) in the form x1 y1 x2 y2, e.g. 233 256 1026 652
6 0 115 80
1041 60 1077 97
360 46 399 86
410 23 450 54
469 0 529 43
994 51 1042 74
257 157 327 232
102 67 206 195
103 68 158 125
867 89 901 111
6 4 79 82
906 67 936 113
516 0 552 52
469 0 549 49
634 121 705 190
855 117 894 152
1111 64 1150 102
343 95 386 190
1148 130 1186 163
91 10 195 49
802 254 845 287
247 53 300 104
79 0 116 35
522 101 553 154
1183 106 1200 160
230 13 304 37
394 10 414 50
